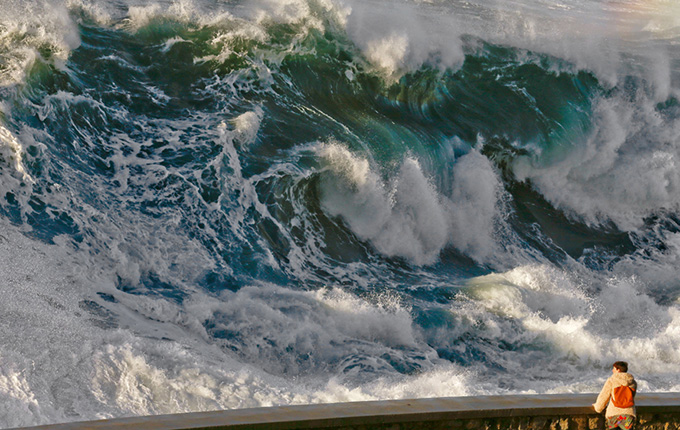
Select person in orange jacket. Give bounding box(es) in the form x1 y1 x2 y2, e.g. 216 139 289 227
593 361 638 430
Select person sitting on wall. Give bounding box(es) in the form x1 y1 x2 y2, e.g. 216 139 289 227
593 361 638 430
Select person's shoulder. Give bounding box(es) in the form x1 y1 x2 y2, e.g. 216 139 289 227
612 372 636 385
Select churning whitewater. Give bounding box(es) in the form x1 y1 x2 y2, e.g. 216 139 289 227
1 0 680 427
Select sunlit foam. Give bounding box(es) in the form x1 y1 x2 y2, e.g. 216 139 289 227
343 0 464 78
512 93 680 230
230 107 264 147
317 142 448 265
317 142 510 265
0 1 79 86
464 265 680 377
0 223 469 425
446 150 504 264
0 125 33 184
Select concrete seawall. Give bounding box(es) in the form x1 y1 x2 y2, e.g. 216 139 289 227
9 393 680 430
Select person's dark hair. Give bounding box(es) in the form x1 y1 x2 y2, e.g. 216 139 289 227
613 361 628 372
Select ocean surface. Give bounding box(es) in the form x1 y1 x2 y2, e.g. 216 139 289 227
1 0 680 427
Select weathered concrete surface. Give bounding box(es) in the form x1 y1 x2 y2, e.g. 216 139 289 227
7 393 680 430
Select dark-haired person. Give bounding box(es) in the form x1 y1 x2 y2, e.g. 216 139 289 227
593 361 638 430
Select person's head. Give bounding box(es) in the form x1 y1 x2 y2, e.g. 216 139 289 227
613 361 628 373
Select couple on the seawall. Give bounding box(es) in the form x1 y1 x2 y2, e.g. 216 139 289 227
593 361 638 430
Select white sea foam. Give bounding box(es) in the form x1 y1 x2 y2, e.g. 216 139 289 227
0 220 101 427
122 2 202 30
613 231 680 295
240 0 315 26
341 0 465 78
0 125 36 226
462 264 680 390
0 229 469 425
0 218 476 427
181 284 423 376
454 0 679 95
318 143 449 265
512 92 680 230
230 107 264 147
445 151 505 264
317 142 510 266
0 125 33 184
0 0 79 87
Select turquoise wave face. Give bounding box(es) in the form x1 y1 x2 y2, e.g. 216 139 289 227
1 1 680 425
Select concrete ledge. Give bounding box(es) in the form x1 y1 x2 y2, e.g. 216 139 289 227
8 393 680 430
